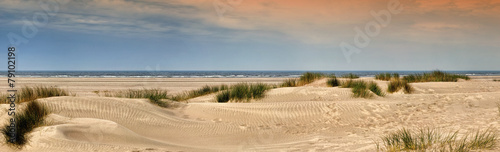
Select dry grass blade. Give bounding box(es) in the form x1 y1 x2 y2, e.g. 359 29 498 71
2 101 50 148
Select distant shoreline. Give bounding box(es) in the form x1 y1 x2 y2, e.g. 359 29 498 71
1 71 500 78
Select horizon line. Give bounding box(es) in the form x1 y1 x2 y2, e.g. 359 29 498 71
11 70 500 72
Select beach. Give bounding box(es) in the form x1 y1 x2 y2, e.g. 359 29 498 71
1 76 500 151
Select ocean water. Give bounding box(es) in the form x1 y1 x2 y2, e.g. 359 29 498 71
2 71 500 78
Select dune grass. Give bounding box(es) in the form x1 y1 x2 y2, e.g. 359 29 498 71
171 84 229 101
340 80 374 98
0 94 9 104
375 73 400 81
494 79 499 82
351 81 372 98
402 81 414 94
299 72 325 85
393 73 400 79
387 80 400 93
377 127 497 152
2 101 50 148
93 90 111 96
216 90 230 103
368 82 384 97
340 79 355 88
280 78 299 87
341 79 366 88
327 76 340 87
1 86 70 104
341 73 360 79
215 83 271 103
387 79 413 94
105 88 171 107
106 88 168 99
402 70 470 83
104 83 262 104
279 72 326 87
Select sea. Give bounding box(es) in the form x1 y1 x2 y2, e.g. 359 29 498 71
1 71 500 78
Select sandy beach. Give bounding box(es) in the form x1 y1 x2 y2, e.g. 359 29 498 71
1 76 500 151
2 0 499 151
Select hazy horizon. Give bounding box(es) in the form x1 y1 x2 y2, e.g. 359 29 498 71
1 0 499 71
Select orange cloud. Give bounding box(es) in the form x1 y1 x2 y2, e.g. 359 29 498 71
1 0 498 46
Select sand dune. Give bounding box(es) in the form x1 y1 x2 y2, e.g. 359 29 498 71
1 77 500 151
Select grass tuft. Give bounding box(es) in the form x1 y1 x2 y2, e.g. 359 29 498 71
280 79 298 87
1 86 70 104
375 73 400 81
402 81 413 94
216 90 230 103
2 101 50 148
351 81 372 98
387 79 413 94
250 83 268 99
393 73 400 79
341 80 373 98
171 84 229 101
326 76 340 87
368 82 384 97
380 128 439 151
341 73 360 79
280 72 326 87
106 88 171 107
387 79 401 93
230 83 250 101
468 128 497 149
215 83 271 103
299 72 325 85
402 70 470 83
377 127 497 151
340 79 355 88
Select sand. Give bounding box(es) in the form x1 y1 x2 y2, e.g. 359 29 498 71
1 76 500 151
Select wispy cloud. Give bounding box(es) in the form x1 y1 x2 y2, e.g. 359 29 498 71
1 0 499 46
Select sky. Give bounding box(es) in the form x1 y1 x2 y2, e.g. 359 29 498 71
1 0 499 71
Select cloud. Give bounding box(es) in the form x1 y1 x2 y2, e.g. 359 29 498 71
1 0 499 46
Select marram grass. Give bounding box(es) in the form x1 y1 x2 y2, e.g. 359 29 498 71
341 80 386 98
1 86 70 104
340 80 374 98
402 70 470 83
387 79 413 94
280 72 327 87
377 127 497 152
341 73 360 79
215 83 271 103
216 90 230 103
375 73 400 81
2 101 50 149
280 78 299 87
368 82 384 97
326 77 340 87
351 81 372 98
171 84 229 101
299 72 325 85
105 88 171 107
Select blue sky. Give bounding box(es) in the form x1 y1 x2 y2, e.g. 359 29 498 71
1 0 499 71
